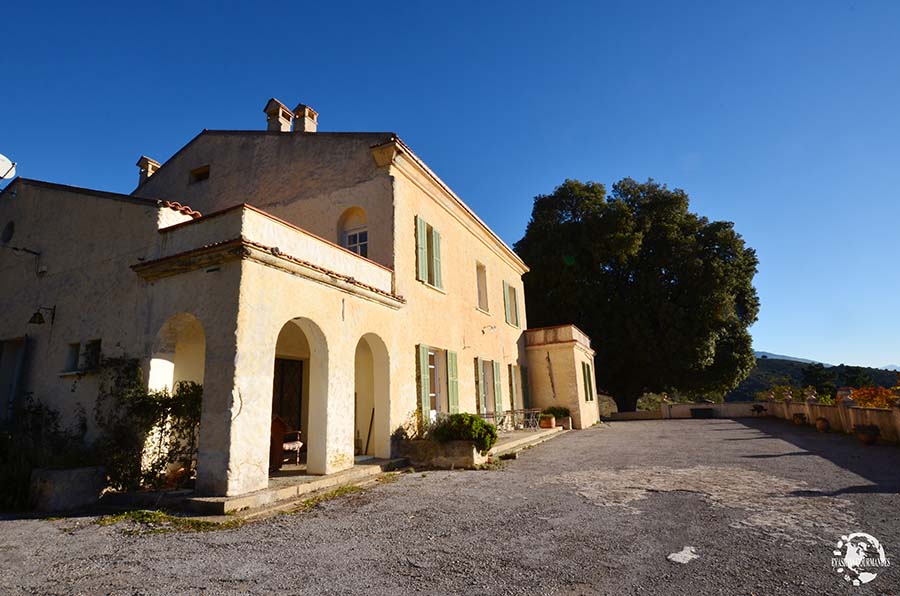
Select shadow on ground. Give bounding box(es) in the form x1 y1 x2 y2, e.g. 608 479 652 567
733 417 900 497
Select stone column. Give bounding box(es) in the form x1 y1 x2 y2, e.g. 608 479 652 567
784 397 793 421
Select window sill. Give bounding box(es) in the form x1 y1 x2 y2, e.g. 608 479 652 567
476 307 491 316
59 369 98 377
505 320 521 330
419 280 447 295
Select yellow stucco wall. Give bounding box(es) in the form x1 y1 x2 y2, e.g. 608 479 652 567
1 121 594 498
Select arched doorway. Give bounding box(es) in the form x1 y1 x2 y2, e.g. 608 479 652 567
271 318 328 474
354 333 390 459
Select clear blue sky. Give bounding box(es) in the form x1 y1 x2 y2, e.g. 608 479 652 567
2 1 898 368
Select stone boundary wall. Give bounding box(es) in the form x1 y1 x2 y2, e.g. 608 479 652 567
605 410 664 421
656 397 900 444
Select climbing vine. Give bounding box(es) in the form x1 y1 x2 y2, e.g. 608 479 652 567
93 357 202 491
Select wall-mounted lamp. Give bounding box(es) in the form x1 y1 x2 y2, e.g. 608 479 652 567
481 325 497 334
28 306 55 325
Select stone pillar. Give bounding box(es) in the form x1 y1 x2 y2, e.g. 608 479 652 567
891 398 900 442
660 396 671 419
784 397 793 421
309 341 355 475
766 397 775 417
805 396 818 426
195 296 277 497
838 397 856 434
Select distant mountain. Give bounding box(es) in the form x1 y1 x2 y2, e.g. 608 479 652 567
726 357 897 402
883 365 900 371
753 351 831 366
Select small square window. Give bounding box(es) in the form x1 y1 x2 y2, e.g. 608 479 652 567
65 343 80 372
189 165 210 184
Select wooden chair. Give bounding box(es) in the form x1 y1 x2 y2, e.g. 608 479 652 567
270 416 304 470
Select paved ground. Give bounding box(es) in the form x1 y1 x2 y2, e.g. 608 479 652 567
1 418 899 595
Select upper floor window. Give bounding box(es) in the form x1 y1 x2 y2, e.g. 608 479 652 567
476 262 489 312
345 228 368 258
415 215 443 289
338 207 368 258
503 281 520 327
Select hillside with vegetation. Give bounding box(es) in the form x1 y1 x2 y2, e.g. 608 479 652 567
725 357 898 402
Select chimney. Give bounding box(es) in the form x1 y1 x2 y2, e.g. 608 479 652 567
263 98 293 132
293 103 318 133
136 155 161 186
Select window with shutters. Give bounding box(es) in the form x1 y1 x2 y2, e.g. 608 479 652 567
417 345 459 424
508 364 519 410
474 357 504 416
415 215 443 289
582 361 595 402
476 262 489 312
503 281 520 327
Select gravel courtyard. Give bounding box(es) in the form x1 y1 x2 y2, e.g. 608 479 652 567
1 418 898 595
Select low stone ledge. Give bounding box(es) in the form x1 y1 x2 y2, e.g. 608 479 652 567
392 439 487 469
30 466 106 512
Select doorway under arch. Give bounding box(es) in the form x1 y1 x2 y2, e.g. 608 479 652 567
354 333 390 459
271 317 329 475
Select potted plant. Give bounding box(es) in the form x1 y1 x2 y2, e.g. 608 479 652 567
853 424 880 446
815 417 830 433
542 407 571 429
539 414 556 429
792 412 807 425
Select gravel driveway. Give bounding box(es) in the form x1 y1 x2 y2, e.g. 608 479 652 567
1 418 898 595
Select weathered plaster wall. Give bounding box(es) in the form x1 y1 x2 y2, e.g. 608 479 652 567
0 182 192 439
387 151 529 418
132 132 397 270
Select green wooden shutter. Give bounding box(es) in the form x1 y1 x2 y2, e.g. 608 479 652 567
476 357 486 415
430 228 443 289
502 281 511 324
509 364 518 410
587 363 594 401
415 216 428 282
582 362 591 402
417 344 430 424
447 351 459 414
520 365 530 408
492 361 503 414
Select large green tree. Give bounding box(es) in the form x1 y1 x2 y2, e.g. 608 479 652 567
514 178 760 411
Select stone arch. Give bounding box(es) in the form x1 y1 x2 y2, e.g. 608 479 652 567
272 317 330 475
354 332 390 459
148 312 205 392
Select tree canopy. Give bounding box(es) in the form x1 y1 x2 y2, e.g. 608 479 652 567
514 178 760 411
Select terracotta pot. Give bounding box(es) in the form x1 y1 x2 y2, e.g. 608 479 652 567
539 416 555 429
815 418 830 433
856 431 879 446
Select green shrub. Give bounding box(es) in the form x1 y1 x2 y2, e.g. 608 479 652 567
431 413 498 454
542 406 570 418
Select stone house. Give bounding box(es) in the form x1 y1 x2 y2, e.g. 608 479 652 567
0 99 600 497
